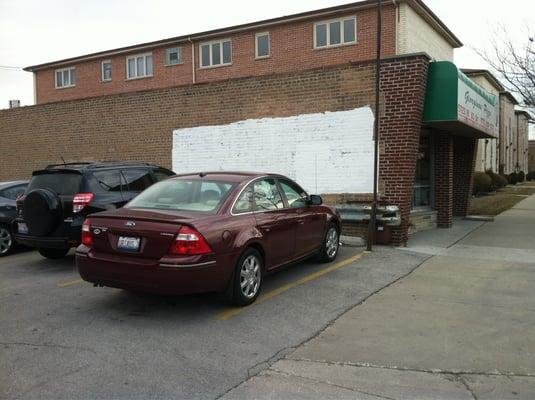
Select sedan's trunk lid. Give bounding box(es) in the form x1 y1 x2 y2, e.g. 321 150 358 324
87 208 209 260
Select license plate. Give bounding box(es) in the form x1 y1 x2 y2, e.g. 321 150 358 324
117 236 141 252
18 222 28 234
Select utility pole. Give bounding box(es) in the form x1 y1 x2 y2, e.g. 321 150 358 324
367 0 382 251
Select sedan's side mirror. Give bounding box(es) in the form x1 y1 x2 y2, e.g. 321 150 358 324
307 194 323 206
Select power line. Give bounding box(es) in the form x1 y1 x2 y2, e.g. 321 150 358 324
0 65 24 71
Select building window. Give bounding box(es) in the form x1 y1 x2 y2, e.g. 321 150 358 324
166 47 183 66
200 39 232 68
255 32 270 59
55 67 76 88
102 60 112 81
126 53 153 79
314 16 356 49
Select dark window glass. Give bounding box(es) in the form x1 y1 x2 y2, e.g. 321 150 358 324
344 19 356 43
122 169 153 192
201 45 210 67
329 21 341 45
153 169 174 182
27 173 82 195
256 34 270 57
102 62 112 80
222 41 232 64
126 179 235 213
233 186 253 214
212 42 221 65
316 24 327 47
91 170 123 192
1 184 27 200
279 180 307 208
253 179 284 211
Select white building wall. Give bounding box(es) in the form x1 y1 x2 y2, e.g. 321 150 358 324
172 108 375 194
396 3 454 61
470 75 500 173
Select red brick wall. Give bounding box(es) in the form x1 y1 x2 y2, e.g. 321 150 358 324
2 61 378 181
435 133 453 227
378 54 430 245
34 6 396 104
453 136 477 216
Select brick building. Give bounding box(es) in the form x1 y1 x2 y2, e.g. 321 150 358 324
529 140 535 173
515 111 531 174
1 0 501 245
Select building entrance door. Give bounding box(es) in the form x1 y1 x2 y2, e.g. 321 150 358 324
412 134 434 209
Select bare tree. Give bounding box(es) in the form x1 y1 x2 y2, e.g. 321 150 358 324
477 24 534 119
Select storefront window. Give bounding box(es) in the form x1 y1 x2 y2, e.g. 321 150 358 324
413 135 434 209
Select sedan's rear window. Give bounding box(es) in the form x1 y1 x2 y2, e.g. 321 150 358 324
27 173 82 195
125 179 235 213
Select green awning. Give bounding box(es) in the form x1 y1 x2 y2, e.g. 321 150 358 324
423 62 499 139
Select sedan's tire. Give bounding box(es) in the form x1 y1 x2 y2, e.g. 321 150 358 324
230 248 263 306
38 248 70 259
318 223 340 263
0 224 14 257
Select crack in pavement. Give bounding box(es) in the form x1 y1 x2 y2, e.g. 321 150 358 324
457 375 479 400
287 358 535 378
268 367 398 400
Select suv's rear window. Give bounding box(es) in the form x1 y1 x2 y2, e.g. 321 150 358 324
126 179 235 213
27 173 82 195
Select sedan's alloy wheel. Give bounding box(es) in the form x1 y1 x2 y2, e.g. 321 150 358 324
0 227 13 255
240 255 261 299
326 227 339 259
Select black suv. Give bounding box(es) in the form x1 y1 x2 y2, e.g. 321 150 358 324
13 161 174 259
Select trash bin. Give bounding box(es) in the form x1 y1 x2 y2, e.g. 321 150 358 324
374 224 391 244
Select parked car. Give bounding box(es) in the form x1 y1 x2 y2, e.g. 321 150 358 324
76 172 341 305
0 180 29 256
13 161 174 259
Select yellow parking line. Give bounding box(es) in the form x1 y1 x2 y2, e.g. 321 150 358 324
57 279 83 288
215 251 368 321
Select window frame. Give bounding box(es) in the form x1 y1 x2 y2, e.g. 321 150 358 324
101 60 112 82
313 16 357 49
165 47 184 66
125 52 153 80
199 39 232 69
255 32 271 59
55 66 76 89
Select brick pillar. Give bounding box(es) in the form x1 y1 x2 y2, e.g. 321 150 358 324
453 136 477 216
378 54 430 245
434 133 454 228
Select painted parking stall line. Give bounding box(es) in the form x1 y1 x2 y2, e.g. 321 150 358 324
57 278 83 288
215 252 368 321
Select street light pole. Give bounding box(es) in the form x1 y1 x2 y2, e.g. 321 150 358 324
367 0 382 252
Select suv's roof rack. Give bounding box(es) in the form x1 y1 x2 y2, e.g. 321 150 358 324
89 161 152 169
45 162 93 169
44 161 154 170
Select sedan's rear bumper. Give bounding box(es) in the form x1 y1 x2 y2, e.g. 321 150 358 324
76 246 235 295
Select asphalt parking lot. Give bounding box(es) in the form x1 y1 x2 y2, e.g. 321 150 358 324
0 246 428 400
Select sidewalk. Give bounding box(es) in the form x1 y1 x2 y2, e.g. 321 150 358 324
222 195 535 399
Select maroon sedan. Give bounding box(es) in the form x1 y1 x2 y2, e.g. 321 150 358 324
76 172 340 306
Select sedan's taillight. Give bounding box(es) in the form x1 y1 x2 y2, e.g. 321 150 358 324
73 193 94 213
81 218 93 247
170 226 213 255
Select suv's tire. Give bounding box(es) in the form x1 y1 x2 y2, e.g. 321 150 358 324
38 248 70 259
318 223 340 263
0 224 14 257
23 189 62 237
229 248 263 306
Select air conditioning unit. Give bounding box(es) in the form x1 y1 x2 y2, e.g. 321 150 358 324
9 99 21 108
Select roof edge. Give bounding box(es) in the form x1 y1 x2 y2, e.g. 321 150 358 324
24 0 458 72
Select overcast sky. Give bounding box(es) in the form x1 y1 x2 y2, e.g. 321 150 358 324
1 0 533 132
